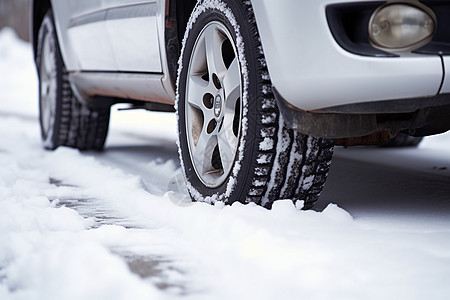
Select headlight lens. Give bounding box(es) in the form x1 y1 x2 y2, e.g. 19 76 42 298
369 4 436 52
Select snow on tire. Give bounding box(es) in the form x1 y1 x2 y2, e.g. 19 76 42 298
36 11 110 151
176 0 334 208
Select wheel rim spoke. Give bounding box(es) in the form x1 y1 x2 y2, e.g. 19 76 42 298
193 130 217 176
223 58 240 101
223 96 240 140
187 75 217 124
44 44 53 76
204 25 227 78
216 126 235 172
187 75 209 110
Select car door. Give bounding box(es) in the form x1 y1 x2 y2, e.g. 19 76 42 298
52 0 117 71
102 0 163 73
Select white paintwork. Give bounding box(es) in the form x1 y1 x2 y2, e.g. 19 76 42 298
51 0 174 101
71 72 173 103
51 0 448 110
52 0 164 72
68 21 118 71
105 15 162 72
251 0 444 111
50 0 89 70
68 0 102 18
441 57 450 94
100 0 154 10
104 1 162 72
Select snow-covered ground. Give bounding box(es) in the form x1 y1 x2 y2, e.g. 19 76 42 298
1 28 450 300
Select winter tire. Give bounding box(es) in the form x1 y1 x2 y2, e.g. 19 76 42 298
176 0 334 209
36 11 110 151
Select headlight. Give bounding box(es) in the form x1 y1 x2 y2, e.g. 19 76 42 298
369 3 436 52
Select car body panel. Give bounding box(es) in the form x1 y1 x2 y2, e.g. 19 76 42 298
251 0 444 111
70 72 173 103
47 0 448 112
50 0 82 70
67 10 116 71
53 0 162 72
441 57 450 94
50 0 174 102
105 2 162 72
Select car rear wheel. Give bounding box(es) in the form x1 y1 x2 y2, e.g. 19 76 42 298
176 0 334 209
37 11 110 151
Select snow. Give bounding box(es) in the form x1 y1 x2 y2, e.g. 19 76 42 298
259 137 274 151
2 27 450 300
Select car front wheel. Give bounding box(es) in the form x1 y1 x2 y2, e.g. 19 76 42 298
176 0 334 209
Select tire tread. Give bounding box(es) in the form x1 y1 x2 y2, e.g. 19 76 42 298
37 11 110 151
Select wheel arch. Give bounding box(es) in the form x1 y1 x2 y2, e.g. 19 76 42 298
165 0 197 87
31 0 52 61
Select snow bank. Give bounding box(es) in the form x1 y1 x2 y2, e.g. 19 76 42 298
0 118 166 300
0 28 38 117
1 116 449 299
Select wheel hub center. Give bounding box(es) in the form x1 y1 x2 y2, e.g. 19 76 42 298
214 94 222 118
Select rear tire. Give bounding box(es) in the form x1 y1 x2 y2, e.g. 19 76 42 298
36 11 110 151
176 0 334 209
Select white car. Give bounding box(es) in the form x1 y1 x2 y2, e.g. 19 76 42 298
31 0 450 209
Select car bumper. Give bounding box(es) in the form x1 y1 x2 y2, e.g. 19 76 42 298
251 0 446 112
443 57 450 94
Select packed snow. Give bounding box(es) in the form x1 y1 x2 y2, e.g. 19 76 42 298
1 27 450 300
